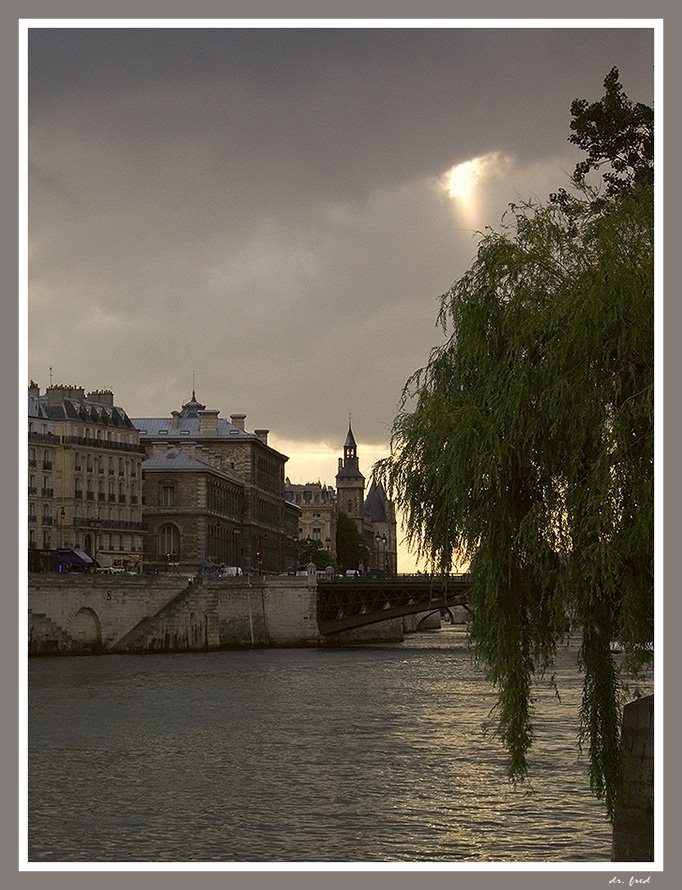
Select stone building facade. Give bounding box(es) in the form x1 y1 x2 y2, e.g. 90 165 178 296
284 482 337 557
141 446 246 571
28 387 60 571
28 383 146 571
132 393 299 574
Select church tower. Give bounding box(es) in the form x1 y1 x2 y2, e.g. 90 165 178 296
335 419 365 533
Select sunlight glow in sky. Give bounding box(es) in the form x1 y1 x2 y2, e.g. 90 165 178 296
441 151 510 211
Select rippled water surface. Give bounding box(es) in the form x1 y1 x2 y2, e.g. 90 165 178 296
28 628 641 862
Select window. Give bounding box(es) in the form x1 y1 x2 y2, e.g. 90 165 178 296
162 485 175 508
312 528 321 541
159 524 180 559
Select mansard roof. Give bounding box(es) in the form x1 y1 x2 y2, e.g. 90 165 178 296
132 392 256 441
40 396 134 427
132 415 255 440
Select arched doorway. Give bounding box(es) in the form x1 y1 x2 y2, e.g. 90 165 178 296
158 524 180 568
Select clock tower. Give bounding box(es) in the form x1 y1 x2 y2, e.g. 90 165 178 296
335 419 365 533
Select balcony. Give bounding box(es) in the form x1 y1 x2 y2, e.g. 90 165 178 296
75 491 83 499
61 435 146 454
98 493 106 501
130 496 138 505
28 515 37 524
118 495 126 504
28 487 37 496
108 494 116 502
86 492 94 501
74 516 145 532
28 431 58 444
42 517 53 526
42 461 53 470
109 469 115 475
41 489 54 498
28 460 37 468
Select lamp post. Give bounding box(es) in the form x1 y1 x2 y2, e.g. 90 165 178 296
91 519 105 571
375 532 388 575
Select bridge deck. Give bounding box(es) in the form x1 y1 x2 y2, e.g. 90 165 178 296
316 574 471 635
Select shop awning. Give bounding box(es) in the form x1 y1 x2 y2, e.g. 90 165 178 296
57 549 94 566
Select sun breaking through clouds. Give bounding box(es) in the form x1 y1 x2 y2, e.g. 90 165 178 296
441 151 511 212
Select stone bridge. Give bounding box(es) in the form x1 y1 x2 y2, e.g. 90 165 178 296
27 572 471 654
316 574 472 635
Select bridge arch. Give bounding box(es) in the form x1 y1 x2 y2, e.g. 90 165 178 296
416 608 453 630
66 606 103 653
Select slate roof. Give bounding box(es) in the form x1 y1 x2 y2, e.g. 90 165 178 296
142 447 243 485
364 480 391 522
28 394 49 420
41 397 134 427
344 424 358 450
131 415 254 440
132 391 255 440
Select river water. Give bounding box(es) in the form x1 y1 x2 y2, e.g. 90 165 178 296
27 626 647 863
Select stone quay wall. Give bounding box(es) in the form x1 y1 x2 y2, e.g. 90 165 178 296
27 573 403 654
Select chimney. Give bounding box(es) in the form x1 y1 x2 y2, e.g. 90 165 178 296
199 409 219 437
254 429 269 445
230 413 246 431
47 385 85 406
86 389 114 407
28 381 39 399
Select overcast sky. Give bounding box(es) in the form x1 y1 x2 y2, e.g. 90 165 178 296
27 25 655 493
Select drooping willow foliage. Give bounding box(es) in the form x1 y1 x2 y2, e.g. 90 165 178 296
373 71 653 820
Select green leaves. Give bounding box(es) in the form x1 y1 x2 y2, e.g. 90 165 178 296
373 76 653 820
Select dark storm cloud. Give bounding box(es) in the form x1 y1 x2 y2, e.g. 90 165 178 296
27 26 654 447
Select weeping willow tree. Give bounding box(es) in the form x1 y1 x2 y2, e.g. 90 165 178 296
374 69 654 819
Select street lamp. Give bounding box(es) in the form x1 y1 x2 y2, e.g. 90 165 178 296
375 532 388 575
91 519 105 571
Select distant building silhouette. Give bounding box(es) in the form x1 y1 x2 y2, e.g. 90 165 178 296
285 420 397 573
